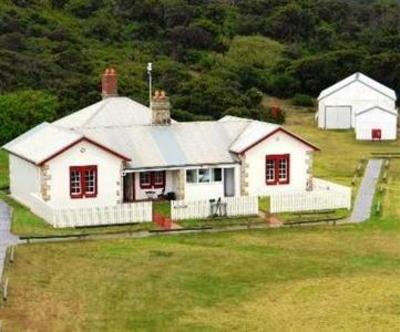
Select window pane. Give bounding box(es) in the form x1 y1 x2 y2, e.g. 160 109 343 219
278 158 288 180
85 168 96 194
212 168 222 182
186 169 197 183
198 169 210 183
153 171 164 185
266 159 275 183
140 172 151 185
70 170 81 194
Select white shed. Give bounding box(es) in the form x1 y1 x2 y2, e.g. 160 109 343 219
317 73 397 130
355 106 398 140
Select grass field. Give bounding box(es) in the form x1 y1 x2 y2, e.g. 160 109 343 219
1 106 400 330
1 220 400 331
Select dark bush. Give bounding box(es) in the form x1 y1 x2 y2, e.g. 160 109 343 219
291 94 314 107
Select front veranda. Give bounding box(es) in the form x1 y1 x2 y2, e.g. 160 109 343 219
122 165 239 203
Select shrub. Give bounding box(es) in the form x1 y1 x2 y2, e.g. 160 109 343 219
245 87 263 107
0 90 59 144
291 94 314 107
262 106 286 124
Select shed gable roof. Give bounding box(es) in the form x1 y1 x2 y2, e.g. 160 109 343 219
355 105 398 117
318 72 397 101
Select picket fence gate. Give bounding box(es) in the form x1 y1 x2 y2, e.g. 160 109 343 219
171 196 259 221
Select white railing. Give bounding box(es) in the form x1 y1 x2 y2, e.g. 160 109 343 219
53 202 153 228
171 196 259 221
270 178 352 213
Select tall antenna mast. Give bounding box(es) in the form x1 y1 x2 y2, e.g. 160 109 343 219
147 62 152 106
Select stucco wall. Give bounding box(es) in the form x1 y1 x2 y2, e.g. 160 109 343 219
318 80 396 129
244 131 314 196
46 140 124 209
355 108 398 140
9 154 41 206
184 182 224 201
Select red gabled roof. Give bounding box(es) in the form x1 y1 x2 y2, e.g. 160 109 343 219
38 137 131 165
239 127 320 155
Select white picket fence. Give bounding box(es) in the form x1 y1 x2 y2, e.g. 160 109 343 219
52 202 153 228
28 194 153 228
270 178 352 213
171 196 259 221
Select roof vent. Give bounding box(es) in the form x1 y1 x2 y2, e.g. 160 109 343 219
101 67 118 99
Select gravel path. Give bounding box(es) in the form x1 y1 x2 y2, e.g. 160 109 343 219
0 200 20 279
350 159 383 223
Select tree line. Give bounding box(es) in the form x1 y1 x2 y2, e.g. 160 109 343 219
1 0 400 144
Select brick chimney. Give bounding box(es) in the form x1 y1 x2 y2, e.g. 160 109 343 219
101 67 118 99
151 90 171 125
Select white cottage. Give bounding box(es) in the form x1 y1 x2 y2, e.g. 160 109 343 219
3 68 320 218
317 72 397 140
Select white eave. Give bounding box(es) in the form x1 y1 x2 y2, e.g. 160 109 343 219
2 122 83 165
355 105 398 117
318 72 397 102
228 120 280 154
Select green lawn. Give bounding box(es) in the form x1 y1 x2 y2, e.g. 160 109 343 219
278 208 349 224
153 201 171 217
1 220 400 331
382 159 400 219
178 216 265 228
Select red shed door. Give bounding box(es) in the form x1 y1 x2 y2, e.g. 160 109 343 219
371 129 382 140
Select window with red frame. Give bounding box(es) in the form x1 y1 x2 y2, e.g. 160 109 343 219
139 172 152 189
70 166 98 198
265 154 290 185
140 171 165 189
153 171 165 188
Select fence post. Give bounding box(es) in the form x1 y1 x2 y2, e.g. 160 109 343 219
2 278 8 301
9 246 15 264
